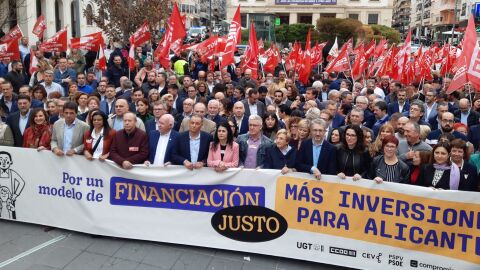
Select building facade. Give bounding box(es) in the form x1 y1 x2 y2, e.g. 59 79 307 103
226 0 394 27
392 0 411 38
1 0 102 43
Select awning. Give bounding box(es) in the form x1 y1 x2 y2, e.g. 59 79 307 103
442 31 461 35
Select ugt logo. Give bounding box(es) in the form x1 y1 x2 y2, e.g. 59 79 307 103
0 151 25 219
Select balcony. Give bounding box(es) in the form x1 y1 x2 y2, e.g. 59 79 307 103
440 10 455 24
439 0 455 11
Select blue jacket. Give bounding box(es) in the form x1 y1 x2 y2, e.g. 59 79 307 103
263 146 297 169
236 116 249 136
237 133 273 167
171 131 212 165
372 114 390 138
100 99 115 115
426 130 468 142
469 124 480 151
295 139 337 175
387 101 410 116
145 119 157 135
54 68 77 96
148 130 178 164
331 113 345 129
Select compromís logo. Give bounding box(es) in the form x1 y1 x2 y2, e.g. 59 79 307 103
211 205 288 242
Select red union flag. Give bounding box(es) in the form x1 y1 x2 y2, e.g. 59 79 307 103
325 42 349 73
263 43 280 73
156 3 186 68
0 25 24 43
0 39 20 62
298 29 312 85
39 27 68 52
130 22 151 47
364 39 376 59
311 42 327 66
242 22 259 80
71 32 104 51
195 36 220 62
351 43 366 81
220 5 241 69
32 15 47 39
98 44 107 71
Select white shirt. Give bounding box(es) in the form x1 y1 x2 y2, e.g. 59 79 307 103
235 116 244 132
249 102 258 116
91 128 104 159
153 131 171 166
425 103 434 120
398 102 405 113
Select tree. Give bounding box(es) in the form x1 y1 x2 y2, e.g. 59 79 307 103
84 0 171 42
275 24 315 43
369 25 400 43
0 0 27 33
317 18 362 43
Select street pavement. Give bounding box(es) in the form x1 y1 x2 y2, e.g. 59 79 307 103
0 220 354 270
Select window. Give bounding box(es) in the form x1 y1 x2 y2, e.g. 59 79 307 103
299 14 312 24
368 13 379 24
461 3 466 16
241 14 247 28
86 4 93 26
348 14 359 20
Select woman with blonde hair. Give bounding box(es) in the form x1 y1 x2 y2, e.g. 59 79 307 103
29 59 52 87
368 123 395 157
290 119 310 150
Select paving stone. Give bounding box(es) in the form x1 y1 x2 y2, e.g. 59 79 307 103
113 242 149 262
54 233 96 250
171 252 213 270
63 251 110 270
141 244 183 269
135 263 160 270
207 257 243 270
100 257 139 270
87 237 124 257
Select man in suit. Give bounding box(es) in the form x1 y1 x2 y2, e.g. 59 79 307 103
423 89 437 123
174 98 194 131
232 101 249 135
427 112 468 143
108 98 145 131
109 112 149 169
145 101 167 134
51 102 89 156
242 88 265 119
0 81 18 116
429 102 449 131
387 89 410 116
6 95 31 147
296 118 337 179
146 114 178 166
206 99 226 125
455 98 480 127
372 100 390 138
325 100 345 129
168 84 184 115
18 85 43 109
100 84 117 115
171 114 213 169
409 100 430 126
179 102 216 135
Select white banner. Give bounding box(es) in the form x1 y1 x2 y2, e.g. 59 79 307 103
0 147 479 270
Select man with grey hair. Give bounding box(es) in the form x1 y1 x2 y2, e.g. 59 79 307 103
206 99 225 125
108 98 145 131
145 114 178 166
237 115 273 168
296 118 337 179
409 100 430 126
398 121 432 165
41 70 64 96
361 79 385 99
454 98 480 127
233 101 248 135
179 102 216 135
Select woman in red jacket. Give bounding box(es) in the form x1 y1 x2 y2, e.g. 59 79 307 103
83 110 116 161
23 108 52 150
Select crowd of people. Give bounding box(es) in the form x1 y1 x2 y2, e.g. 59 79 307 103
1 37 479 192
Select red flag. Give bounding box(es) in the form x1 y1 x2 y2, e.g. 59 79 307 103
327 37 338 62
242 22 259 80
130 22 151 47
325 42 350 73
298 29 312 85
311 42 327 66
70 32 104 51
32 15 47 39
392 31 412 83
285 41 300 71
374 39 387 58
156 3 187 69
258 38 265 56
351 43 366 80
0 25 23 43
98 44 107 71
448 15 477 93
263 43 280 73
39 27 67 52
364 40 376 60
194 35 220 62
0 39 20 62
220 5 241 69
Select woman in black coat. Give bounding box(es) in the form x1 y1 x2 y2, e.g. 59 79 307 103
417 142 464 190
263 129 297 174
367 135 410 184
336 125 371 181
450 138 478 191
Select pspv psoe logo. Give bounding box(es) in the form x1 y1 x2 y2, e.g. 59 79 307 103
0 151 25 220
329 246 356 257
211 205 288 242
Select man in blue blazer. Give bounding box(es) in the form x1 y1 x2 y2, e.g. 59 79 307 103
233 101 249 135
387 89 410 116
146 114 178 165
171 114 213 169
296 118 336 179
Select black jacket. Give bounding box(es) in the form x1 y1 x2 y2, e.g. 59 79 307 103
336 147 371 177
263 145 297 170
417 164 468 190
367 155 410 183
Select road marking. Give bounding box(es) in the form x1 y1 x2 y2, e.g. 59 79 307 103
0 234 67 268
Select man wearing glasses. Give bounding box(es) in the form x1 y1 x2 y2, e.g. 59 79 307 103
237 115 273 169
426 112 468 144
